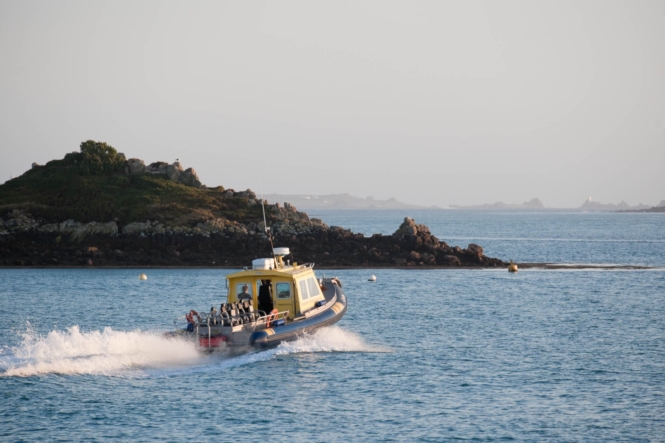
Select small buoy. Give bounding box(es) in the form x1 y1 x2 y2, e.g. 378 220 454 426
508 260 518 273
139 273 148 280
368 274 376 282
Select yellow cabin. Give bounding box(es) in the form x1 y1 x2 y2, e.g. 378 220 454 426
225 251 325 320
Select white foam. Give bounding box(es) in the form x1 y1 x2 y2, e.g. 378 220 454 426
275 326 390 355
0 326 202 377
1 325 387 378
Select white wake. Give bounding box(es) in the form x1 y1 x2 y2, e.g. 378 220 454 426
0 326 202 377
0 325 387 378
276 326 389 355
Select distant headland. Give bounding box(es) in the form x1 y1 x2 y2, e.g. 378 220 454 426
0 141 503 268
450 198 545 211
263 193 433 210
451 196 662 212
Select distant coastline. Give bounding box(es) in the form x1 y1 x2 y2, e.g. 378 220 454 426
276 195 665 212
263 193 436 210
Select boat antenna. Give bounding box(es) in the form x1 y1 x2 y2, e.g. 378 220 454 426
260 182 275 259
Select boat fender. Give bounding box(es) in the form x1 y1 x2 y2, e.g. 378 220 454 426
266 309 279 328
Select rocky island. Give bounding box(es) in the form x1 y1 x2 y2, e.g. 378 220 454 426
0 141 505 268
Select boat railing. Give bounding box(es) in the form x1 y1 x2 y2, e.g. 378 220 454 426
174 308 290 330
256 309 289 325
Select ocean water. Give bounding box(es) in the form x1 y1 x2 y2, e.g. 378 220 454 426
1 211 664 442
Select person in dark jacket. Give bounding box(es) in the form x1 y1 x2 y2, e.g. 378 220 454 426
258 280 273 314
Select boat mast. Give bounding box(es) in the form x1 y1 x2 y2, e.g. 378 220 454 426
260 186 275 260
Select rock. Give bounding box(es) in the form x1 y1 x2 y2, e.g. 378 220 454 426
442 255 461 266
3 210 39 231
122 221 152 235
39 223 59 233
393 217 418 238
415 223 431 235
145 162 169 174
58 221 118 241
166 162 183 181
410 251 421 260
467 243 483 256
236 189 257 199
32 162 41 169
127 158 145 175
393 258 407 265
86 258 93 266
466 244 484 262
178 168 202 188
421 252 435 264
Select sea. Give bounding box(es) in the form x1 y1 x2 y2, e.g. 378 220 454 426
1 210 664 442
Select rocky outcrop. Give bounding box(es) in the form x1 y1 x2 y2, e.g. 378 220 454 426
0 210 504 268
126 159 146 175
392 217 431 239
124 159 202 188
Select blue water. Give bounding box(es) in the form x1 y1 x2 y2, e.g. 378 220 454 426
1 211 664 442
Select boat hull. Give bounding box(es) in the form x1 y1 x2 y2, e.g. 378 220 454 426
249 292 347 348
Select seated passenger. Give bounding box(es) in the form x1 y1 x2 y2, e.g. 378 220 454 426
238 284 252 301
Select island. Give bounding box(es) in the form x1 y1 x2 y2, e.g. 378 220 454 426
0 141 504 268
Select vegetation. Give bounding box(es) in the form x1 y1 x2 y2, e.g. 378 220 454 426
78 140 126 174
0 142 264 225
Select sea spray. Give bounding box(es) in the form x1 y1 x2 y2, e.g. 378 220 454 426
1 326 202 377
1 326 387 378
275 326 391 355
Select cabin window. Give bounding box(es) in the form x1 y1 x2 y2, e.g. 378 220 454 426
236 283 253 300
276 283 291 299
307 277 321 299
299 279 309 300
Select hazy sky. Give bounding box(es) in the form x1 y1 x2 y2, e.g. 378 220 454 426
1 0 663 208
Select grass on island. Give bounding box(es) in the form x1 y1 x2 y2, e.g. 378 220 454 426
0 141 264 225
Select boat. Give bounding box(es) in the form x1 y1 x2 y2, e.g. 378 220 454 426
170 247 347 351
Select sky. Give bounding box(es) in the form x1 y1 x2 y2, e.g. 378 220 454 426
1 0 664 208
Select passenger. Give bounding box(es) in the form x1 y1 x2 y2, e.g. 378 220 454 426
238 284 252 301
258 280 273 314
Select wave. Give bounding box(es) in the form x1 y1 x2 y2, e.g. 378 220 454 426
1 325 385 378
